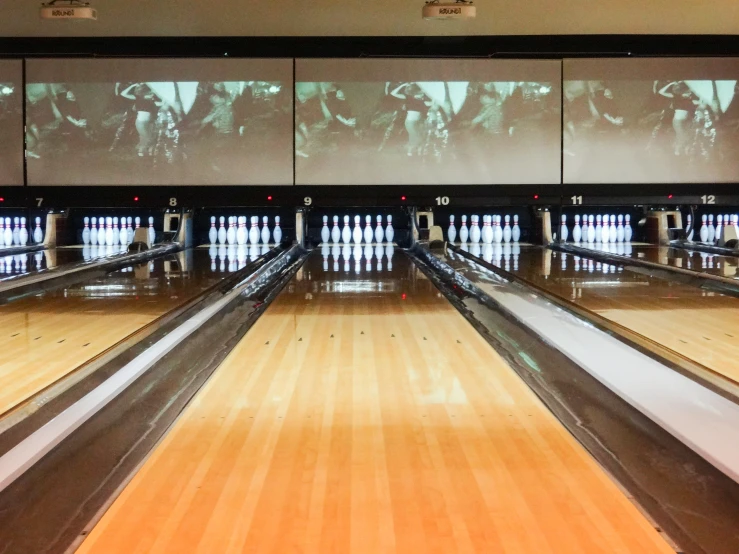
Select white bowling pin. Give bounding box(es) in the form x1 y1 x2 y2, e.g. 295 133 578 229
448 215 457 243
374 215 384 244
341 215 351 244
33 217 43 244
82 217 91 245
273 216 282 244
586 215 595 243
236 216 246 245
385 215 394 243
624 214 632 242
3 218 12 247
127 217 134 244
261 216 270 244
96 217 104 246
112 217 120 245
331 216 341 244
494 216 503 244
249 216 260 245
512 215 521 243
707 214 715 243
470 215 480 243
616 214 624 242
716 215 723 244
148 216 155 245
572 215 581 243
119 218 127 246
321 215 330 244
352 215 363 244
559 214 568 242
686 214 693 241
19 217 28 246
209 216 218 244
217 216 227 245
364 215 374 244
609 215 617 243
87 217 97 246
503 215 512 243
226 216 236 245
460 215 469 243
481 215 492 244
595 215 602 243
699 214 708 242
12 217 20 245
105 217 114 246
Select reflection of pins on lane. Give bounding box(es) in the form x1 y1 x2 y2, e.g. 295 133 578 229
374 215 384 244
342 215 351 244
249 244 260 263
209 216 217 244
218 216 226 245
482 243 493 263
82 217 91 245
471 242 481 259
321 215 330 244
447 215 456 243
459 215 469 243
375 244 384 271
332 245 340 271
386 244 394 270
503 242 511 271
209 244 217 271
365 244 373 271
364 215 373 244
218 245 226 272
321 244 330 271
352 215 363 244
332 215 341 244
342 244 351 272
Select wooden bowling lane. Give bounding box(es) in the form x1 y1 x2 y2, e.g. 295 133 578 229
77 251 673 554
502 246 739 385
0 249 225 419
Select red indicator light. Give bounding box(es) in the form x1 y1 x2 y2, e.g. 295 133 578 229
401 196 406 201
133 196 139 202
668 194 673 199
0 197 4 202
401 293 407 300
267 195 273 201
534 194 539 200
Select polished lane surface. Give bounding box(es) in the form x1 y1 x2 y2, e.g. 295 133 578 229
0 246 114 281
77 250 672 554
574 242 739 280
0 246 267 418
463 243 739 385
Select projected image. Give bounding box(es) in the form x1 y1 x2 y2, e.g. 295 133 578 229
295 81 560 185
564 79 739 183
25 80 291 185
0 78 23 185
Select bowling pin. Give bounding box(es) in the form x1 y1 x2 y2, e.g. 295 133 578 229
237 216 247 246
218 216 227 245
34 217 43 244
104 217 113 246
686 214 694 241
273 216 282 244
148 216 155 245
481 215 492 244
352 215 363 244
341 215 351 244
460 215 469 243
699 214 708 242
586 215 595 243
321 215 330 244
512 215 521 243
447 215 457 243
374 215 384 244
503 215 512 243
119 218 128 246
595 215 602 243
261 216 270 244
249 216 260 245
226 216 236 245
572 214 581 243
559 214 568 242
624 214 633 242
332 216 341 244
127 217 134 244
707 214 715 243
469 215 479 243
385 215 394 243
609 215 617 243
209 216 218 244
3 218 11 247
716 215 723 244
12 217 20 245
494 215 503 244
616 214 624 243
112 217 120 245
82 217 91 245
19 217 28 246
364 215 373 244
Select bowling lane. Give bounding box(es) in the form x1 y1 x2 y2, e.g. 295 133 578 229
465 243 739 385
0 246 268 418
0 246 115 280
574 242 739 280
77 250 672 554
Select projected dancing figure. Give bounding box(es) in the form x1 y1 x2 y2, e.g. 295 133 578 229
120 84 161 157
390 83 431 156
